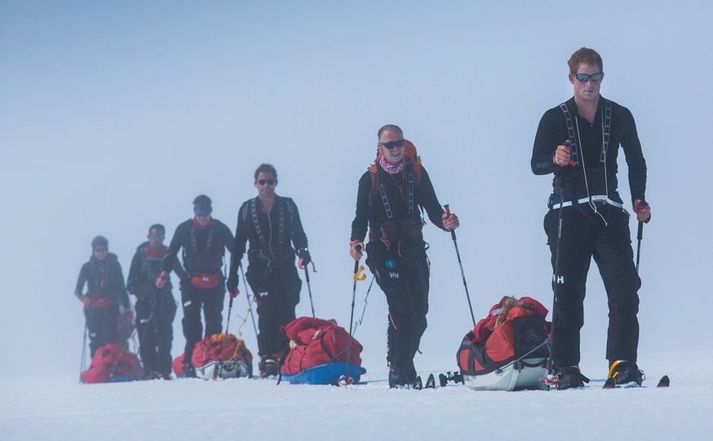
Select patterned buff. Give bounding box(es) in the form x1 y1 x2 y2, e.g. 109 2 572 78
379 156 405 175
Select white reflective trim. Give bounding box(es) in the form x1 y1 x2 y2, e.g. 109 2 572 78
551 195 623 210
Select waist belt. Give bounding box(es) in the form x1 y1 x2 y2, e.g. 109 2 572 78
548 195 623 210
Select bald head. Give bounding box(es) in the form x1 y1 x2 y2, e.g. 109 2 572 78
377 124 403 140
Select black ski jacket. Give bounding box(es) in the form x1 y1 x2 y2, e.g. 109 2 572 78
230 196 308 273
127 242 186 296
74 253 130 308
351 163 446 243
161 218 234 275
531 97 647 205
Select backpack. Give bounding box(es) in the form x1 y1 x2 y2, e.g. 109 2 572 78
457 296 550 376
281 317 363 376
81 343 142 384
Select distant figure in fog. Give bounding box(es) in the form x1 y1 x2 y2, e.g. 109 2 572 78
75 235 131 357
127 224 184 380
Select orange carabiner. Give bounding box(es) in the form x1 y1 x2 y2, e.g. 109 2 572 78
353 265 367 282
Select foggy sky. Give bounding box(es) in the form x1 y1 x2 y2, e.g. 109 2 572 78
1 0 711 379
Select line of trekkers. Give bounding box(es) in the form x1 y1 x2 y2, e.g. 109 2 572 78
76 47 653 390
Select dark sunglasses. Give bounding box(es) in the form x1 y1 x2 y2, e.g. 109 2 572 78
94 247 107 253
379 139 405 150
574 72 604 83
258 179 276 186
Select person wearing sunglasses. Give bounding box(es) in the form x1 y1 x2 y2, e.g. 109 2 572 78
350 124 460 388
127 224 185 380
75 235 131 357
531 47 651 389
227 163 310 378
156 195 234 378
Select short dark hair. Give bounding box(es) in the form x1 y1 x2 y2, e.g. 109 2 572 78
254 163 277 181
568 47 603 73
91 235 108 249
377 124 403 139
148 224 165 235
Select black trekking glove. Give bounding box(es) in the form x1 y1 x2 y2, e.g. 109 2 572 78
297 248 311 270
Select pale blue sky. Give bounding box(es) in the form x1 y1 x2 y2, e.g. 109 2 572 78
1 0 711 378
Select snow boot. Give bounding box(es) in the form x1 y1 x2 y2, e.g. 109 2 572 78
604 360 644 388
183 362 197 378
144 371 162 380
552 366 590 390
389 362 418 389
259 357 279 378
388 364 409 388
406 360 418 385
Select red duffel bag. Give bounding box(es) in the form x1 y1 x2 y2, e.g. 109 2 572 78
281 317 362 376
81 343 142 384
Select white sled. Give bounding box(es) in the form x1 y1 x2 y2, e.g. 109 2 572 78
463 357 548 391
196 360 251 380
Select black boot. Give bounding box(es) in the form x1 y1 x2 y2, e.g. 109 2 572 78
553 366 590 390
259 356 279 378
604 361 644 388
406 360 418 385
183 362 196 378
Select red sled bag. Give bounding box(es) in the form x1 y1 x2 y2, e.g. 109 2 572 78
173 353 186 377
81 343 142 384
281 317 362 376
174 333 253 379
457 296 550 375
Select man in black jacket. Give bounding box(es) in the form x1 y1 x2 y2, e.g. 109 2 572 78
157 195 234 377
227 163 309 377
127 224 184 379
531 47 652 389
350 124 459 388
75 236 131 357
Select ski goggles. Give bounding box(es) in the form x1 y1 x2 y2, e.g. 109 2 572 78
574 72 604 83
379 139 405 150
257 179 276 186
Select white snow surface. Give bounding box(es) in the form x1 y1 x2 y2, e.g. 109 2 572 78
2 352 711 441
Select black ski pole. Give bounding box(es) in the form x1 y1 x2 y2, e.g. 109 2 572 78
225 296 234 336
550 152 569 375
304 267 316 318
635 221 643 273
343 245 364 384
239 264 259 339
444 204 476 327
349 247 363 337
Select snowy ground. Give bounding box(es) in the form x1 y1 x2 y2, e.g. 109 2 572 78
2 351 712 441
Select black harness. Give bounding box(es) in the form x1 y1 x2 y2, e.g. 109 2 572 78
373 166 416 219
559 99 612 168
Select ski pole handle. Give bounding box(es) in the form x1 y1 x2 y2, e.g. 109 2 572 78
444 204 457 239
353 244 362 272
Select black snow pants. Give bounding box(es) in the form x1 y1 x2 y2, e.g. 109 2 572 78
366 239 429 377
247 262 300 359
544 204 641 367
84 304 120 357
180 281 225 365
135 287 177 377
